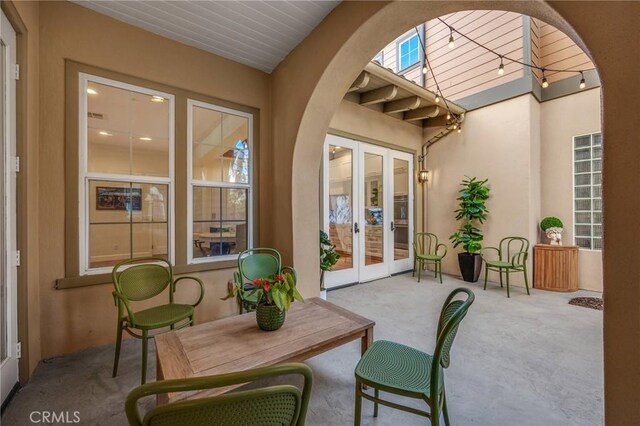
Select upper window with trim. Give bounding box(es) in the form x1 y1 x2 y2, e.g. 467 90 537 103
187 100 252 263
398 34 420 71
80 74 175 274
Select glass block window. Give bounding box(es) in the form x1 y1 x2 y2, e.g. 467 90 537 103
573 133 602 250
398 34 420 71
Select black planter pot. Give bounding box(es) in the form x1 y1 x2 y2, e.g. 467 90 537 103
458 253 483 283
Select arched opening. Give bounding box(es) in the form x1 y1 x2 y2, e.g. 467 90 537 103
269 1 640 423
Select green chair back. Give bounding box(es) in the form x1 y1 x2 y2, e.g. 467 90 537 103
414 232 440 256
498 237 530 265
112 258 173 302
431 288 475 396
125 363 313 426
238 248 282 281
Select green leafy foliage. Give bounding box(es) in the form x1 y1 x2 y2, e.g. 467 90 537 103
222 272 303 312
320 230 340 272
449 176 490 253
540 217 563 230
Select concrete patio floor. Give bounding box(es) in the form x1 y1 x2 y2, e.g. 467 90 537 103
3 272 603 425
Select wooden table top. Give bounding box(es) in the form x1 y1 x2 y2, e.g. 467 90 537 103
155 297 375 403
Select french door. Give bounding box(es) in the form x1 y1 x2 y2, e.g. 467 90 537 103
323 134 413 288
1 9 19 405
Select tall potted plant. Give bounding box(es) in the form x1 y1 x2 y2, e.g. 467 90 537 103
449 176 490 282
320 230 340 298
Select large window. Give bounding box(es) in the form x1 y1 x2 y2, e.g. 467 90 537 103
79 74 174 274
573 132 602 250
398 34 420 71
188 100 252 263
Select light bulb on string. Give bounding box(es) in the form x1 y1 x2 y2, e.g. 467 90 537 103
497 56 504 76
579 72 586 89
457 126 462 134
448 28 455 49
446 112 451 120
435 94 440 103
422 64 427 74
452 123 458 130
541 69 549 89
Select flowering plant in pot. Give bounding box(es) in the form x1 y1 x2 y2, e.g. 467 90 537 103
449 176 490 282
224 272 304 331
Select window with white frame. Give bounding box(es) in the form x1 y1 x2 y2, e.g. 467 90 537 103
398 34 420 71
573 132 602 250
188 100 252 263
79 74 174 274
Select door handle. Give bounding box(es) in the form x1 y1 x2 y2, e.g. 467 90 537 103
391 221 395 231
354 222 360 234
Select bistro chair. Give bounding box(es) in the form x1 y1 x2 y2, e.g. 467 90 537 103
481 236 531 298
413 233 448 283
111 258 204 384
125 363 313 426
354 288 474 426
233 248 297 314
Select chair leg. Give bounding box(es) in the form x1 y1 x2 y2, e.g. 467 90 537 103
442 390 451 426
434 263 437 278
112 321 123 378
438 262 443 283
499 270 503 288
141 330 148 385
413 258 416 277
523 265 531 295
354 380 362 426
483 265 489 290
417 261 422 283
505 270 510 298
374 388 379 417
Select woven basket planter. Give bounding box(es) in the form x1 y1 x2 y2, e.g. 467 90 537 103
256 304 286 331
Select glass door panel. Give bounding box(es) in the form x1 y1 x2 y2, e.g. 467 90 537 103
359 143 389 282
363 153 384 266
323 135 359 288
389 152 414 274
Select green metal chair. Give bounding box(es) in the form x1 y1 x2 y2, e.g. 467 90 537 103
413 233 448 283
112 257 204 384
481 237 531 298
125 362 313 426
354 287 474 426
233 248 297 314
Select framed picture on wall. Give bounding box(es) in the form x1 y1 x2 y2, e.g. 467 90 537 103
96 187 142 211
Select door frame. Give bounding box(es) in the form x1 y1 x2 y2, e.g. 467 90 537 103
388 150 414 275
323 134 415 288
1 7 19 406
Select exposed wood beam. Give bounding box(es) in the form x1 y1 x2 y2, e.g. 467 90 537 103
383 96 421 114
347 71 371 93
424 112 466 128
403 106 440 121
360 85 398 105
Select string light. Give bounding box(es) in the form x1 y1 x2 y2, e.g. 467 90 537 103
422 65 428 74
446 112 451 120
457 125 462 134
452 123 458 130
448 28 455 49
435 94 440 103
438 18 595 91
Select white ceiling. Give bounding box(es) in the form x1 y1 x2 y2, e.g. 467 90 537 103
72 0 340 73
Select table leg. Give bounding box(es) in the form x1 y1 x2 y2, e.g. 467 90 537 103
361 327 373 390
361 326 373 356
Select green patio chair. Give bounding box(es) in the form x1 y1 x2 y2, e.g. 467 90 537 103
413 233 448 283
354 287 474 426
481 237 530 298
125 362 313 426
112 257 204 384
233 248 297 314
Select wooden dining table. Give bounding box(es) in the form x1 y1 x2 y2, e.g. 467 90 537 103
154 297 375 404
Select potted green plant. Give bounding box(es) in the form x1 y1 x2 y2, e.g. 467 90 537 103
224 272 303 331
540 216 564 245
320 230 340 298
449 176 490 282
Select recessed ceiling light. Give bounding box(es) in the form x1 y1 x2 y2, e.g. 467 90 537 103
99 131 112 136
140 137 152 141
151 96 165 103
87 88 98 95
